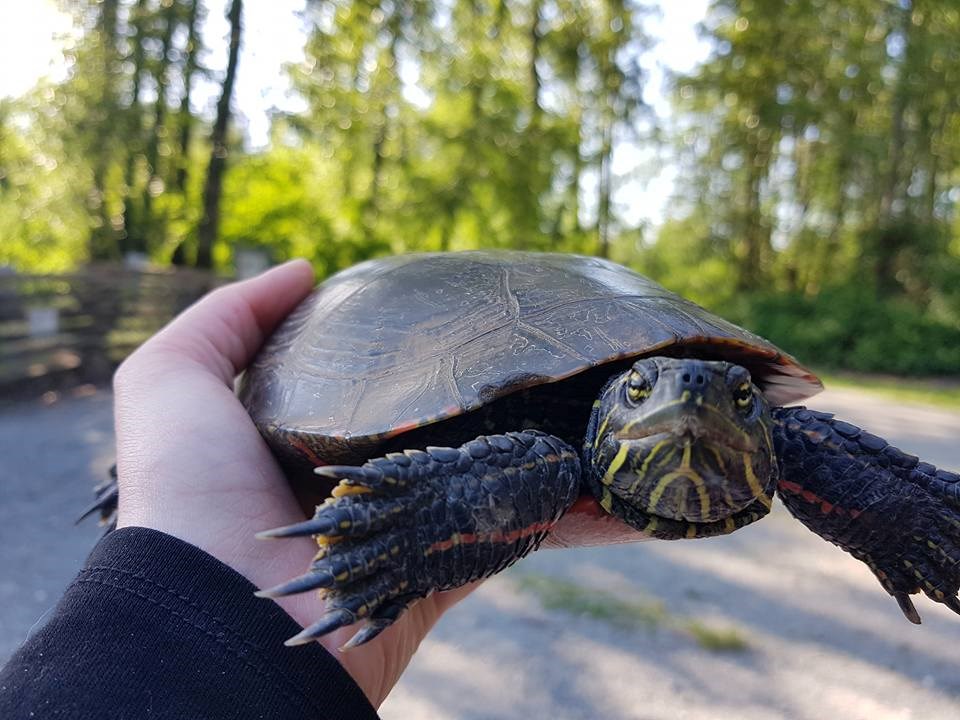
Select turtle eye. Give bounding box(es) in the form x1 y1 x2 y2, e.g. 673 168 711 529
626 372 651 404
733 382 753 412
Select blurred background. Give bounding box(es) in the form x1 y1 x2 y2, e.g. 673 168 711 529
1 1 959 718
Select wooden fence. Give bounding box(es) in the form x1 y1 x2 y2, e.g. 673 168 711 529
0 265 219 402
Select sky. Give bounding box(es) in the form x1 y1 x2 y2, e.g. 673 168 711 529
0 0 711 228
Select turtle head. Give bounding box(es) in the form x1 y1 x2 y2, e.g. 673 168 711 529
587 357 777 539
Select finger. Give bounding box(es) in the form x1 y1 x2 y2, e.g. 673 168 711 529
138 259 315 385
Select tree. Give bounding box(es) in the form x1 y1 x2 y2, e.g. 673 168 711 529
196 0 243 269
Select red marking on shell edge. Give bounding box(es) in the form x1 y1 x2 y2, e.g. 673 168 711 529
288 436 325 466
384 404 466 439
427 520 556 554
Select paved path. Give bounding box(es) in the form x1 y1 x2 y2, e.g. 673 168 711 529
1 387 959 719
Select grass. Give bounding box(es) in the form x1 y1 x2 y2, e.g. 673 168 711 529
817 370 960 410
515 574 748 653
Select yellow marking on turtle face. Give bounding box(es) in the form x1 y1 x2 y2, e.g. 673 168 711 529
316 535 343 547
332 482 373 497
724 517 736 533
627 438 671 496
335 571 350 582
646 445 711 519
644 516 659 534
706 444 727 475
594 406 611 450
759 419 774 459
741 453 772 509
686 524 698 539
600 488 614 513
602 442 631 485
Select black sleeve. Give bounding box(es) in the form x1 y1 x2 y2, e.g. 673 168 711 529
0 527 380 720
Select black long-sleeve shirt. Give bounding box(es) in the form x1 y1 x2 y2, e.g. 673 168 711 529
0 527 379 719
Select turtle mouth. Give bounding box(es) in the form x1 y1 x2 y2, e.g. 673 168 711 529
617 499 771 540
614 407 759 453
607 436 761 524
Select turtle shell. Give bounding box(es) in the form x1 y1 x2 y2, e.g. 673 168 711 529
239 251 820 477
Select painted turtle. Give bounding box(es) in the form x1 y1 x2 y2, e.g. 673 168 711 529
240 251 960 648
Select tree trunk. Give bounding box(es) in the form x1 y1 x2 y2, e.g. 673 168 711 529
596 117 613 258
529 0 542 130
120 0 150 255
142 0 177 230
88 0 121 260
363 12 400 232
879 2 911 225
569 43 584 238
175 0 202 193
196 0 242 270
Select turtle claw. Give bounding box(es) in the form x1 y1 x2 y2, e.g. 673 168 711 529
75 485 118 524
894 592 922 624
315 464 383 488
255 571 333 599
255 516 337 539
284 609 355 647
77 464 119 530
342 623 388 650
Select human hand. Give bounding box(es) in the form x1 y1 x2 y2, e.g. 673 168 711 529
113 260 476 707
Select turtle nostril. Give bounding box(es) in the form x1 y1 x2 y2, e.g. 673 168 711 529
696 374 704 385
682 373 691 383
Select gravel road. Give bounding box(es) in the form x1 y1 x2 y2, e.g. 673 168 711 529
1 386 959 719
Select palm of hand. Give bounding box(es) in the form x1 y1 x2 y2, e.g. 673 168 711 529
113 261 470 707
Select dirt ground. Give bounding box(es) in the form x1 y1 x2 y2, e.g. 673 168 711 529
1 386 959 719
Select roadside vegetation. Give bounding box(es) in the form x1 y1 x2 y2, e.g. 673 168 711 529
516 573 749 652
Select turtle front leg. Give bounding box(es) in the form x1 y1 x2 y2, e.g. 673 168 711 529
772 407 960 622
256 430 581 648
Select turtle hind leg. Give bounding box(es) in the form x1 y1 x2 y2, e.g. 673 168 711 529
77 464 119 531
773 407 960 623
257 430 581 647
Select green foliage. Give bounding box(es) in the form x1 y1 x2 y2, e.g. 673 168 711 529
0 94 92 271
2 0 959 377
220 144 391 275
818 372 960 410
720 286 960 376
287 0 649 258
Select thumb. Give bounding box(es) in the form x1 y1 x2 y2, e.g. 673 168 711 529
141 259 315 384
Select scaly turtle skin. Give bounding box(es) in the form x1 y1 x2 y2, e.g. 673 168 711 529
233 252 960 648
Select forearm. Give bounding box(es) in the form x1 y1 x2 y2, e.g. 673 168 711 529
0 527 378 720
